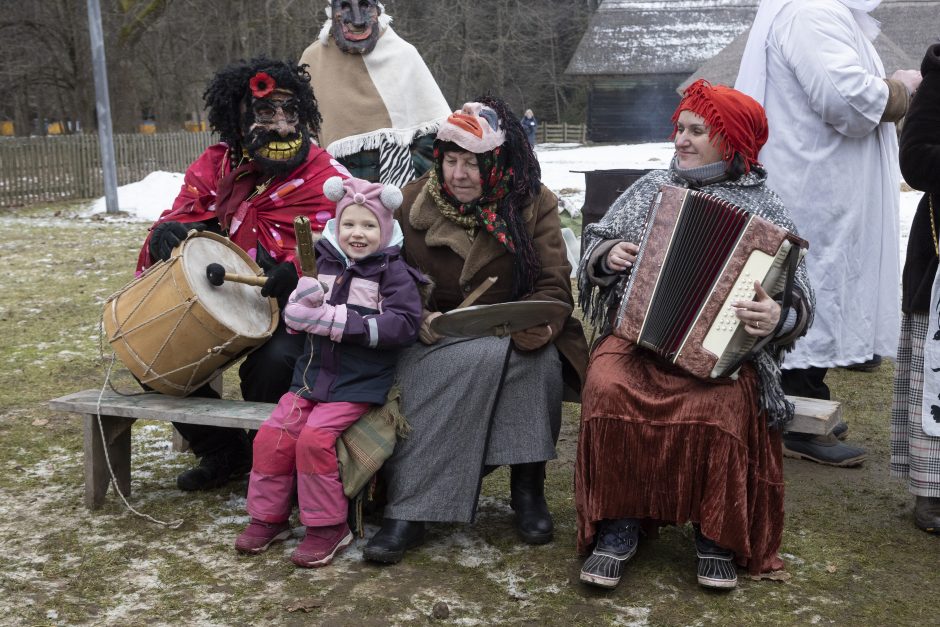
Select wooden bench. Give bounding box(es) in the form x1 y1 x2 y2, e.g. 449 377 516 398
49 390 273 509
49 389 841 510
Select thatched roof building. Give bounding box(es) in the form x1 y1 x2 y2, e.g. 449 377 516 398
568 0 939 143
566 0 759 142
680 0 938 92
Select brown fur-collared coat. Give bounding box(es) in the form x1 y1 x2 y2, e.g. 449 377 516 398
396 173 588 394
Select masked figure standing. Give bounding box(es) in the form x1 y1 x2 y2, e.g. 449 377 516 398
735 0 922 465
300 1 451 187
135 58 348 492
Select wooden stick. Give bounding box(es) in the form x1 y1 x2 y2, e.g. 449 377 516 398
293 215 317 277
219 272 267 287
205 262 267 288
456 276 498 309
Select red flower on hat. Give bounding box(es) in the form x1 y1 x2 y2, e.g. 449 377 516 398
249 72 276 98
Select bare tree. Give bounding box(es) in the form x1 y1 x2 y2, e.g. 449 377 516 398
0 0 591 135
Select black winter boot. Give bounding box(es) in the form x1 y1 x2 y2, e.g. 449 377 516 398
509 462 553 544
176 448 252 492
363 519 426 564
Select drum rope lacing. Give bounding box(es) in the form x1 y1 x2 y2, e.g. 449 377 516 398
93 259 243 529
96 316 184 529
107 260 243 394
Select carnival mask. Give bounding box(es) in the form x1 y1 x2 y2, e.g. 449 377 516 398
330 0 381 55
436 102 507 154
242 87 311 175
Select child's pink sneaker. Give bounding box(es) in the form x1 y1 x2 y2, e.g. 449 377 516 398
291 522 353 568
235 519 291 555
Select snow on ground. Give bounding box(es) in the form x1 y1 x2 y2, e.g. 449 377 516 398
85 171 184 221
84 142 923 267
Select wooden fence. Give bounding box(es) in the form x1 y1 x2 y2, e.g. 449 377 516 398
538 122 587 144
0 124 588 208
0 132 215 208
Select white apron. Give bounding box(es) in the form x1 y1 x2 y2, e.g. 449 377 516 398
921 273 940 436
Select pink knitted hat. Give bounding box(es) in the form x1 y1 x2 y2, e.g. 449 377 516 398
323 176 403 249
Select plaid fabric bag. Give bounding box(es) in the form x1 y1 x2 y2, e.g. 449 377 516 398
336 386 409 532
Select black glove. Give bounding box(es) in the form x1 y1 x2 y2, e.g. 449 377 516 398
149 221 205 262
261 261 299 300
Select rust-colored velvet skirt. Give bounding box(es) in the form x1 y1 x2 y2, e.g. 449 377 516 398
575 335 785 575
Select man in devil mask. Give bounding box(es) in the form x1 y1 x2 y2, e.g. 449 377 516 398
135 57 348 492
300 1 450 187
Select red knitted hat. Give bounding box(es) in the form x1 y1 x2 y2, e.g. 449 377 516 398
671 79 768 172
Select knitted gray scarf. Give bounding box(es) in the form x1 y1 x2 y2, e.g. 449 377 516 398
577 164 815 429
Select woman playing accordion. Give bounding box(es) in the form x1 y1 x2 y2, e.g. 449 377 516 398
575 80 814 590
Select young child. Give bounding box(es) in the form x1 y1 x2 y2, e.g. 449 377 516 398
235 175 424 568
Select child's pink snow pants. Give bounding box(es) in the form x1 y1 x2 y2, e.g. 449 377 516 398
246 392 369 527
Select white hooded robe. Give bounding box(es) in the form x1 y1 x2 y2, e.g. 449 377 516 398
736 0 900 369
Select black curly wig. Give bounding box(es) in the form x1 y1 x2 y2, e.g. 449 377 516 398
203 57 322 153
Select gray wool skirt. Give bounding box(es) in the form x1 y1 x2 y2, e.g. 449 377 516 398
382 336 563 523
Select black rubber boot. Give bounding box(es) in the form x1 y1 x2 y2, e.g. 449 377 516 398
510 462 554 544
176 447 251 492
363 519 426 564
914 496 940 534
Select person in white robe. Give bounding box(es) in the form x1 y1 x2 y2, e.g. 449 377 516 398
735 0 921 465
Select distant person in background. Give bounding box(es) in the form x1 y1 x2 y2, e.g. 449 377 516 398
521 109 538 146
736 0 922 467
891 42 940 535
300 1 451 187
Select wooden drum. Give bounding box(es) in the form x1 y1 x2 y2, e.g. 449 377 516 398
104 231 278 396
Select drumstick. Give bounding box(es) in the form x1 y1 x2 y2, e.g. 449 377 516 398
205 263 267 288
456 276 498 309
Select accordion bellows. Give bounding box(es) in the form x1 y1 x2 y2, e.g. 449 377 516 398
614 185 807 379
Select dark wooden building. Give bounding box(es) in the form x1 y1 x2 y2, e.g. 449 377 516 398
569 0 939 144
679 0 940 92
566 0 758 143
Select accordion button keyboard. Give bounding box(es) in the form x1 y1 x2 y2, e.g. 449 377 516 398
702 251 776 369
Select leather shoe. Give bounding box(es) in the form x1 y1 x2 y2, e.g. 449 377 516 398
914 496 940 534
844 354 883 372
363 518 425 564
176 449 251 491
510 462 554 544
782 433 866 467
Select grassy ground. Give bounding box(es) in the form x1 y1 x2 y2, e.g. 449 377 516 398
1 203 938 626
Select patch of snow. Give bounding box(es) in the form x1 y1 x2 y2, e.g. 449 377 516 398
84 171 184 222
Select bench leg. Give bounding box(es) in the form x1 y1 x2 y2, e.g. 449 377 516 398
171 430 191 453
83 413 135 509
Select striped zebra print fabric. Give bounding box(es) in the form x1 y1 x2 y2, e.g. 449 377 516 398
379 142 416 188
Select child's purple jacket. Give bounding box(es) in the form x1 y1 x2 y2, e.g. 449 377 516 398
287 236 424 405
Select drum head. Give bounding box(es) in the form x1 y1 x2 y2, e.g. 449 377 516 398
430 301 572 339
181 234 275 338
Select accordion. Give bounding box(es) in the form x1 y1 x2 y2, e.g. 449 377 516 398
613 184 808 379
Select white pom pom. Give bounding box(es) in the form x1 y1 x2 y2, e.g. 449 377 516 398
323 176 346 203
380 184 403 211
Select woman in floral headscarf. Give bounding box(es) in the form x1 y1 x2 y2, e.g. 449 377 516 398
363 96 588 564
575 80 814 590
